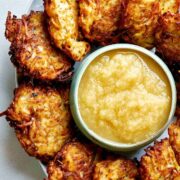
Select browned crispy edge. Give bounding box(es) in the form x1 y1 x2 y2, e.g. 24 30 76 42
5 11 74 82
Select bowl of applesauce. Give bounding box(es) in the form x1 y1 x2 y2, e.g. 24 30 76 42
70 44 177 151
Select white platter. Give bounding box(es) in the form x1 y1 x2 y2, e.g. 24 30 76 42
16 0 177 177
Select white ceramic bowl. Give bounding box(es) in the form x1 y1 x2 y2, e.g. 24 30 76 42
70 44 177 152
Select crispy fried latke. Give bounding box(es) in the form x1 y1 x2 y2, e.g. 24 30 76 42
159 0 179 14
120 0 179 49
93 158 138 180
5 11 73 82
120 0 159 49
47 141 97 180
78 0 123 45
169 120 180 165
140 138 180 180
44 0 90 61
4 83 72 162
155 13 180 63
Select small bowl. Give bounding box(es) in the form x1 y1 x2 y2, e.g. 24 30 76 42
70 44 177 152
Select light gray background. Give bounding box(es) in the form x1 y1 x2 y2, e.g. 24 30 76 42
0 1 45 179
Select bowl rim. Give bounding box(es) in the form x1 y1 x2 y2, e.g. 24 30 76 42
70 43 177 151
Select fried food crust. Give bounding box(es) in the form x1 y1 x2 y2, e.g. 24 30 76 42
44 0 90 61
47 141 96 180
140 138 180 180
168 120 180 165
159 0 180 14
120 0 159 49
79 0 123 45
93 158 138 180
155 13 180 63
5 11 73 82
5 84 72 162
120 0 179 49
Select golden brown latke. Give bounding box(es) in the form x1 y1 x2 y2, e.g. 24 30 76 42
93 158 138 180
5 11 73 82
78 0 123 45
4 84 72 162
169 120 180 165
44 0 90 61
155 13 180 63
159 0 180 14
47 141 96 180
120 0 179 49
140 138 180 180
120 0 159 49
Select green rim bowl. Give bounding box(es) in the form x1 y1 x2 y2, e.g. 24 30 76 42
70 44 177 152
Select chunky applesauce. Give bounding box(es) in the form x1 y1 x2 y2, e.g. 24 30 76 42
78 50 171 144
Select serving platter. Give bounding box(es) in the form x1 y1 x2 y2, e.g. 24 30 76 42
20 0 177 176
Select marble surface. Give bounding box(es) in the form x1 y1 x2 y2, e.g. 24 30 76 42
0 1 45 179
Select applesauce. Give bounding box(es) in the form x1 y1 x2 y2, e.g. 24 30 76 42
78 50 171 144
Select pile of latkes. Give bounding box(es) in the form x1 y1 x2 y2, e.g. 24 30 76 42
0 0 179 179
